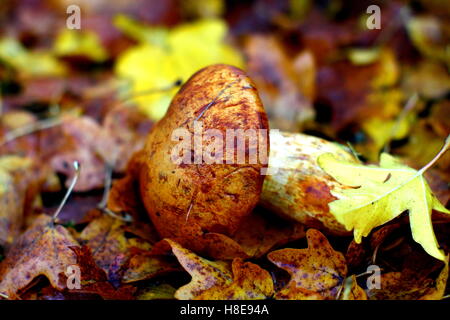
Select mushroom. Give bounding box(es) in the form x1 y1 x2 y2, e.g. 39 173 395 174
139 64 269 245
137 64 355 247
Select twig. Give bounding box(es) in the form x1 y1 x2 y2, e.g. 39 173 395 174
0 117 62 147
383 93 419 153
97 162 114 209
0 292 9 299
52 161 80 223
120 79 182 104
96 162 133 222
418 135 450 175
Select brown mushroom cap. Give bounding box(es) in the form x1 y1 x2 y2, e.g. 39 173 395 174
139 64 269 243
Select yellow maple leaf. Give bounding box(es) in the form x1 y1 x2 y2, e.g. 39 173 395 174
268 229 348 300
165 239 273 300
114 17 244 120
318 136 450 261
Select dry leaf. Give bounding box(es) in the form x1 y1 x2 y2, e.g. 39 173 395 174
268 229 347 300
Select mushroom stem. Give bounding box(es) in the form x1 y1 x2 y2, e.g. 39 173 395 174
260 131 356 234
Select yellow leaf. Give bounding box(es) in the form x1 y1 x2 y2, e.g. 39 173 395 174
115 18 244 120
0 38 66 77
53 29 108 62
318 151 450 261
165 239 273 300
347 47 381 65
268 229 347 300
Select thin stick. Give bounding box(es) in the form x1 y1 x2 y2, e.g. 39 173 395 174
0 117 62 147
120 79 182 103
0 293 9 299
52 161 80 222
383 93 418 153
418 135 450 175
97 162 114 209
346 142 363 163
97 162 133 222
100 207 133 222
374 6 411 47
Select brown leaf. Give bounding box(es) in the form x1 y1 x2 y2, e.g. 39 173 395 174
78 214 153 281
368 259 448 300
69 246 135 300
121 248 179 283
165 239 232 300
102 105 153 172
268 229 347 300
0 215 79 299
196 258 274 300
340 275 367 300
244 35 315 130
0 156 33 247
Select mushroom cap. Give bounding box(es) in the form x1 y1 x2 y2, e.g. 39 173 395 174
139 64 269 243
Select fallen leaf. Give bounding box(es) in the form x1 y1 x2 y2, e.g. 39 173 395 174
78 214 153 281
0 37 66 77
137 283 176 300
244 35 315 130
0 156 33 247
368 258 448 300
268 229 347 300
165 239 232 300
0 214 79 299
53 29 108 62
69 246 135 300
196 258 274 300
340 275 367 300
115 17 243 120
166 239 273 300
121 248 179 283
318 150 450 261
